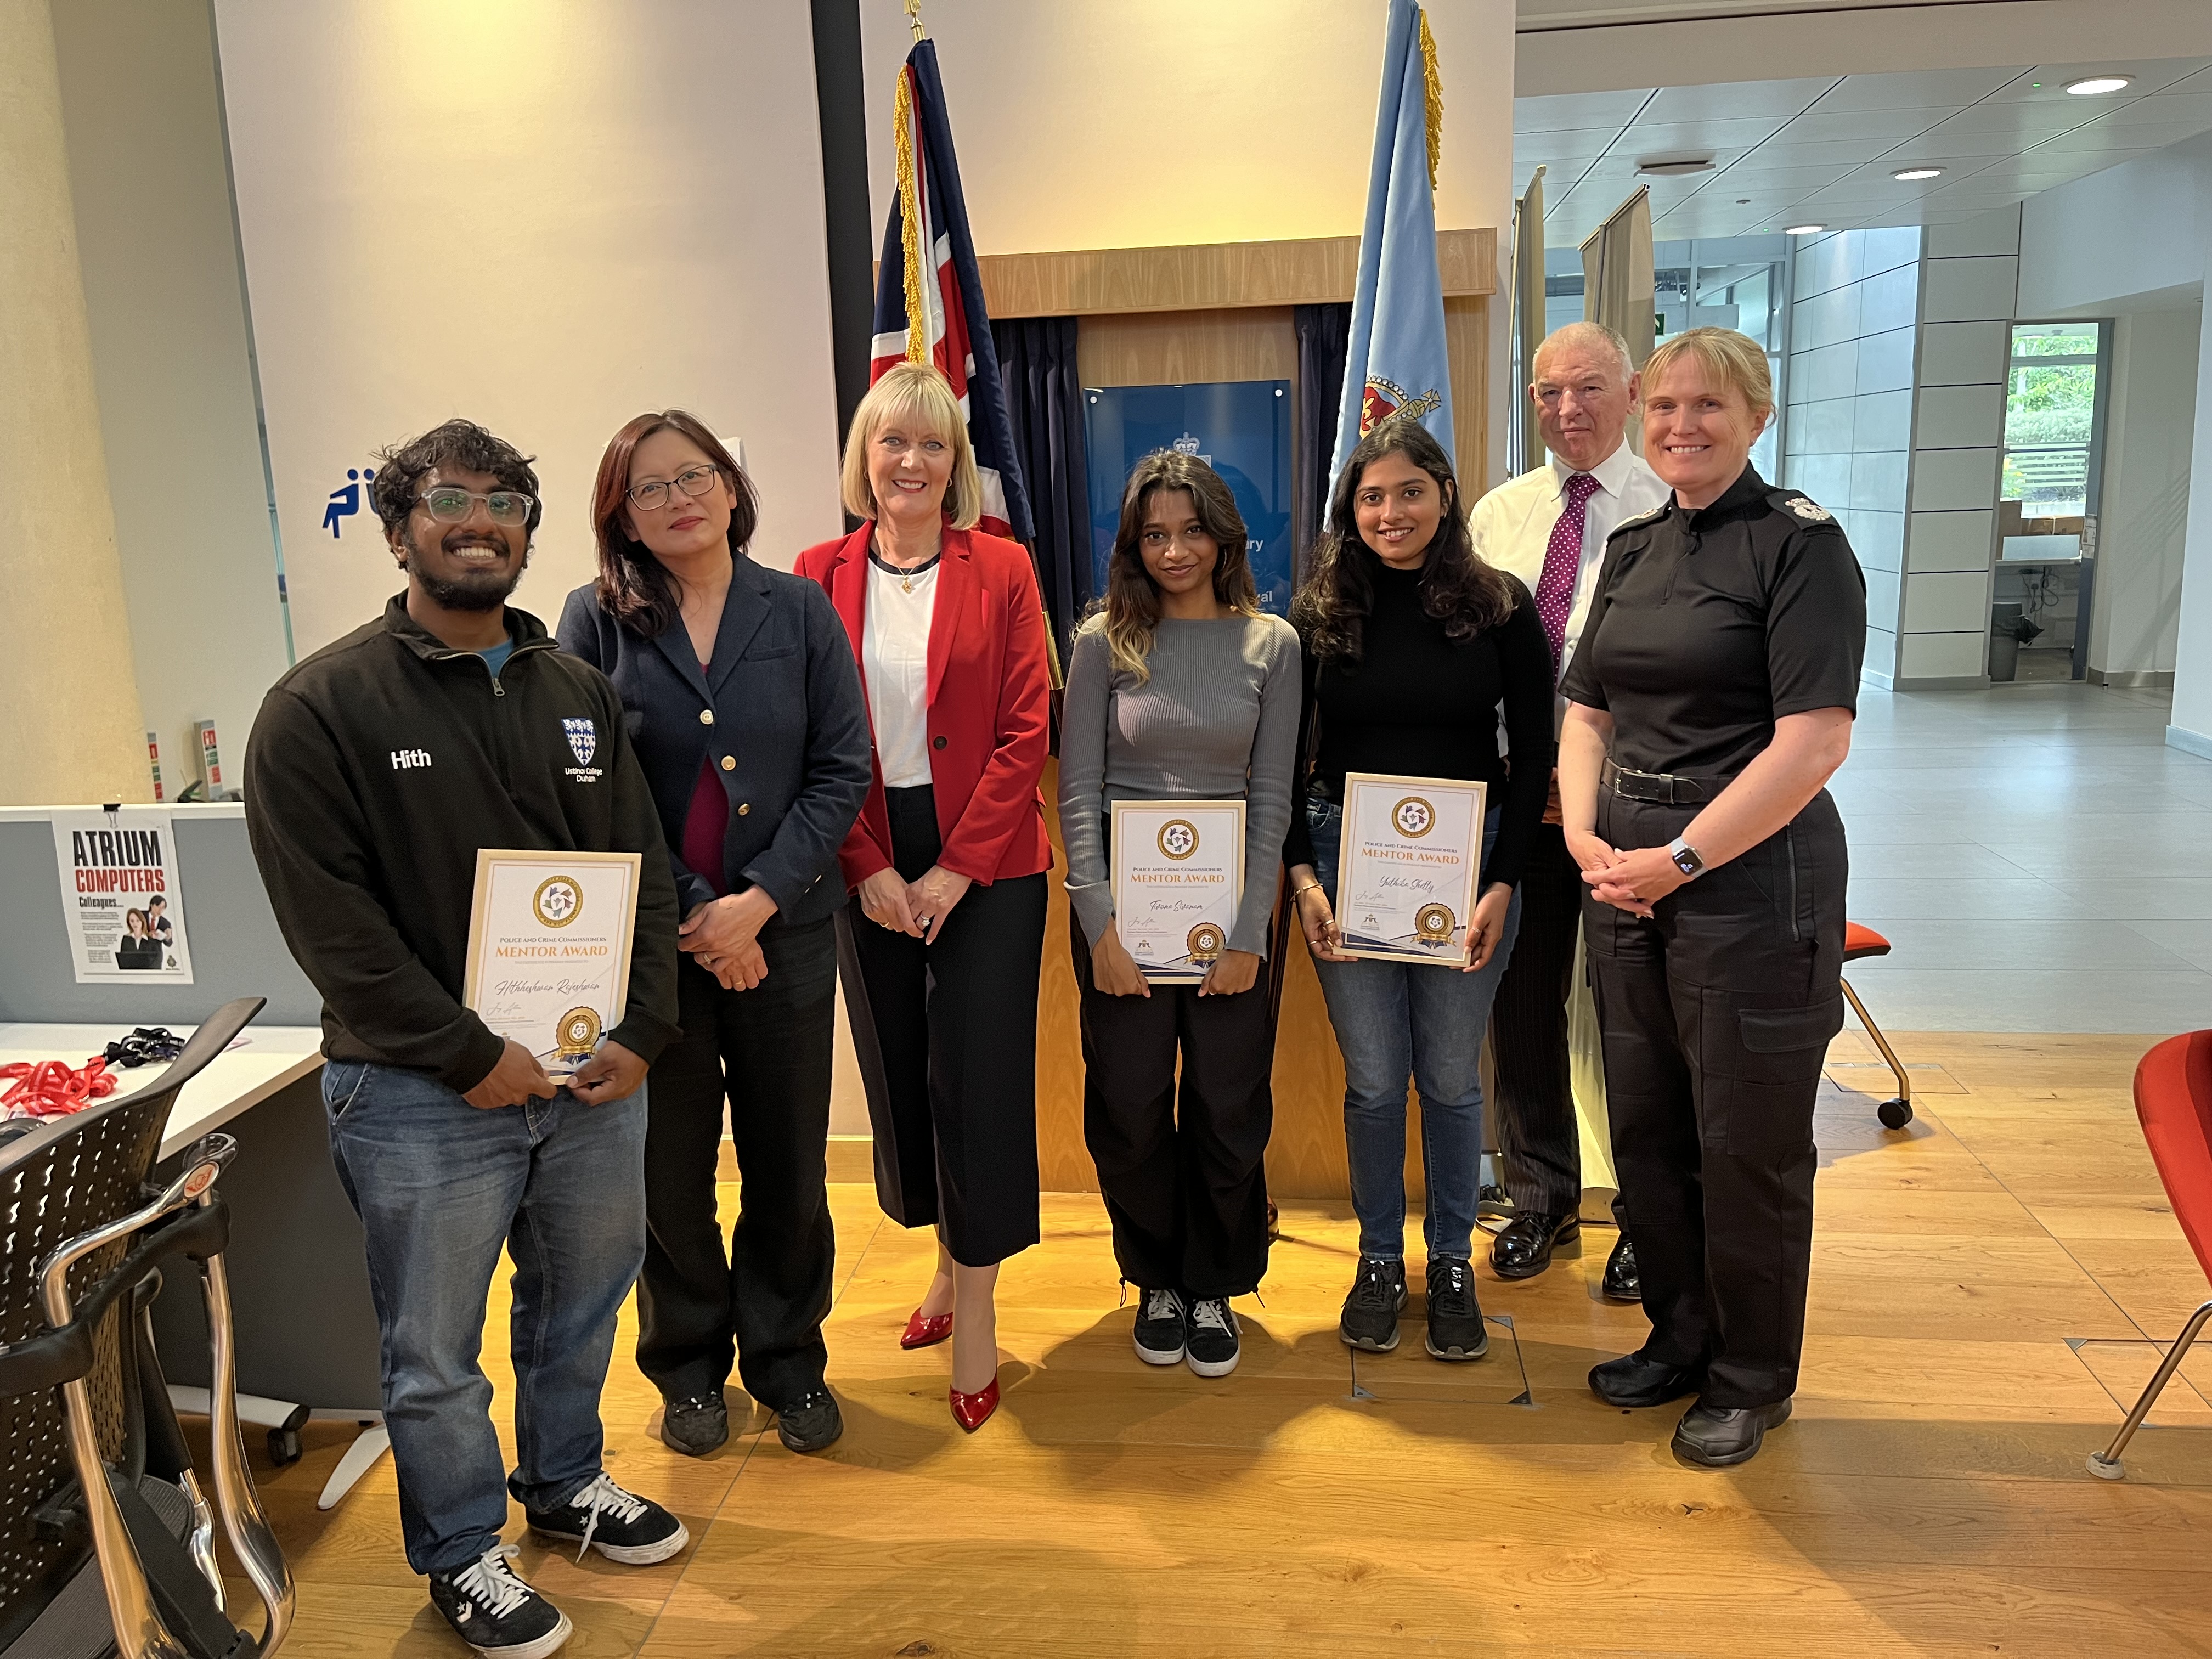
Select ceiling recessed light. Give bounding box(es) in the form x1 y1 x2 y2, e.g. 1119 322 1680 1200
2064 75 2133 96
1785 223 1826 236
1637 154 1715 177
1892 166 1945 181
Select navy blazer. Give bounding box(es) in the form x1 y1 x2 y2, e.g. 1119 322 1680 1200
557 556 872 929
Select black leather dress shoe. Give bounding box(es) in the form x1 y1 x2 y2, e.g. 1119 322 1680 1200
1490 1212 1581 1280
1601 1235 1641 1302
1672 1398 1791 1466
1588 1351 1702 1408
776 1388 844 1453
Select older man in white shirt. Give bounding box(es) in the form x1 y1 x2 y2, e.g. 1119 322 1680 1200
1471 320 1668 1297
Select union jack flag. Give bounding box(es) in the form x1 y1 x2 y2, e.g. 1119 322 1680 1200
870 39 1033 545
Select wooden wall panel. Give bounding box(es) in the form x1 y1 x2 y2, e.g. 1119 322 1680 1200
1035 758 1097 1194
981 229 1496 318
1075 307 1297 388
1444 294 1491 499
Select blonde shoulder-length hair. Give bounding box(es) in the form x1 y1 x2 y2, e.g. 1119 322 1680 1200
1641 325 1775 422
839 362 983 531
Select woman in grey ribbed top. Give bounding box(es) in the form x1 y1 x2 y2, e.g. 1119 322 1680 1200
1059 615 1301 959
1058 450 1300 1381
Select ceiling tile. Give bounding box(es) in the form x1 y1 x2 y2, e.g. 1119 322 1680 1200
1819 67 2030 111
1516 89 1654 133
1641 77 1841 122
1766 105 1957 145
1987 57 2212 102
1916 103 2109 143
1708 162 1863 190
1614 116 1799 151
1515 125 1632 161
2098 92 2212 129
1733 137 1917 169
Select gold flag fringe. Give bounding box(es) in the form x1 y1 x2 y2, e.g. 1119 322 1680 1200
1418 8 1443 196
892 67 929 367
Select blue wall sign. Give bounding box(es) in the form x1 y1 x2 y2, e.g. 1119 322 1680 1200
1082 381 1294 617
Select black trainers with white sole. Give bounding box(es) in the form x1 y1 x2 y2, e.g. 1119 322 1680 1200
428 1543 572 1658
1339 1255 1408 1351
524 1472 689 1565
1134 1286 1188 1364
1184 1297 1241 1377
1423 1255 1489 1361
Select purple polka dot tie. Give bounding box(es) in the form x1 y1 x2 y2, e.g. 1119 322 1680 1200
1536 472 1600 673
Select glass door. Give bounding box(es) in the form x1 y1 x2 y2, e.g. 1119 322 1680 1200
1994 321 2109 682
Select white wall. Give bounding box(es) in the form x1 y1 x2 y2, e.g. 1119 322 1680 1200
50 0 291 792
2092 308 2197 682
857 0 1518 482
210 0 847 657
2019 134 2212 753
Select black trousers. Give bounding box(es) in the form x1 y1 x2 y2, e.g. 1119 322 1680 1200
1585 787 1847 1409
636 918 838 1410
1071 914 1274 1299
838 785 1046 1268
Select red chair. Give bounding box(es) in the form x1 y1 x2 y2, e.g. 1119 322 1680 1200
2088 1030 2212 1480
1842 923 1913 1129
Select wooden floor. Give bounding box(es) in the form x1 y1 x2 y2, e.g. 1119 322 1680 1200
215 1029 2212 1658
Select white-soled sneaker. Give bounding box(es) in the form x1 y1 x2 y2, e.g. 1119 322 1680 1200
524 1472 689 1565
1133 1286 1188 1365
1185 1297 1241 1378
428 1543 572 1658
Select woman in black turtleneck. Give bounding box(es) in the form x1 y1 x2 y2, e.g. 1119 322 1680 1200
1284 417 1554 1365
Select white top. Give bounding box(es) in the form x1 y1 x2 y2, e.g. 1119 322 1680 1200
0 1023 324 1159
864 556 938 789
1468 443 1671 728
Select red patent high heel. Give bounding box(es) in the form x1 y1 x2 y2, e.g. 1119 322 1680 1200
949 1375 999 1432
901 1308 954 1350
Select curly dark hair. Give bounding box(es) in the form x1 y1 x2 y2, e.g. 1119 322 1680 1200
590 410 760 639
369 419 543 541
1291 417 1515 664
1090 450 1260 683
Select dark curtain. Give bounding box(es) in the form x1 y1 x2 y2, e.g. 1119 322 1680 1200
991 316 1091 663
1294 301 1352 584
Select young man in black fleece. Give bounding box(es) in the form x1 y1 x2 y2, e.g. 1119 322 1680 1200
244 420 684 1659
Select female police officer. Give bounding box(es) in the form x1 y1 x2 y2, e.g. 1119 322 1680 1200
1557 326 1863 1468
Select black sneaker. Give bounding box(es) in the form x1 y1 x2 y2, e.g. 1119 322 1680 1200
776 1388 844 1453
1185 1297 1241 1377
1133 1286 1187 1365
428 1543 571 1658
524 1473 688 1566
1424 1255 1489 1361
658 1392 729 1457
1339 1256 1408 1351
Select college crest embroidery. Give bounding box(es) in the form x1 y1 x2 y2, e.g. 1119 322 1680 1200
1785 497 1833 522
563 718 596 766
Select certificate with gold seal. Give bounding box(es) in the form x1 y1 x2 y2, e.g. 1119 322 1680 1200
1335 772 1487 966
462 849 642 1075
1109 800 1245 984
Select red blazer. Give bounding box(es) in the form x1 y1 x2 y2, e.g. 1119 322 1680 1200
794 521 1052 889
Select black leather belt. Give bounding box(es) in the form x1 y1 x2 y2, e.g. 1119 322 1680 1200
1602 758 1730 805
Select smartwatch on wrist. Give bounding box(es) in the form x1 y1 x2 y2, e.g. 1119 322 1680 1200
1667 836 1706 879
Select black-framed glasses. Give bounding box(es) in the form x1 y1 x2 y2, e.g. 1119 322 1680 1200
627 465 721 512
418 486 535 526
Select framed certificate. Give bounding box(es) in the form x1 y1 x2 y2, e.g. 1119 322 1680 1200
1109 799 1245 984
462 849 642 1075
1335 772 1488 966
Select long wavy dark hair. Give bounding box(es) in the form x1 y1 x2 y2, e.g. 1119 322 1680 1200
1292 417 1515 664
590 410 760 639
1089 450 1260 684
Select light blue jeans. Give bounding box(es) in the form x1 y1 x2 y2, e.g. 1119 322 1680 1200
1306 799 1522 1262
321 1060 647 1575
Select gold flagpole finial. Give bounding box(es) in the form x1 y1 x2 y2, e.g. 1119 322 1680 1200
904 0 927 42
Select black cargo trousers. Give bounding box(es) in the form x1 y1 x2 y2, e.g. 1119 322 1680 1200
1584 786 1847 1409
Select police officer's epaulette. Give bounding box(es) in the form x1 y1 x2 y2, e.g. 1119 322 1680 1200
1606 504 1667 540
1769 487 1840 528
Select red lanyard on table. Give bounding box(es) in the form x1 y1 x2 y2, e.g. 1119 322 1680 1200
1 1057 119 1118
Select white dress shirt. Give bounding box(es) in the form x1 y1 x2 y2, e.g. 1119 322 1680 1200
1468 442 1671 727
864 556 938 788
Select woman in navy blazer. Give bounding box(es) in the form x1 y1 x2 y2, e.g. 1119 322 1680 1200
795 363 1052 1433
559 410 871 1460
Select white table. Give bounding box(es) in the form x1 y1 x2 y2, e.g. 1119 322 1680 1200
1 1022 388 1508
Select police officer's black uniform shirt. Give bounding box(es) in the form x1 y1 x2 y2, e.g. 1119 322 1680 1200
1560 465 1866 777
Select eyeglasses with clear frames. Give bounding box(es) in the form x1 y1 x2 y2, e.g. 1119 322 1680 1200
417 486 535 526
627 465 721 512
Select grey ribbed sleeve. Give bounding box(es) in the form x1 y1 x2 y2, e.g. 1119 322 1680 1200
1058 613 1303 956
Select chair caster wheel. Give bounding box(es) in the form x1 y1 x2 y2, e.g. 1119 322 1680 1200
1877 1098 1913 1130
2086 1452 2125 1481
268 1427 303 1466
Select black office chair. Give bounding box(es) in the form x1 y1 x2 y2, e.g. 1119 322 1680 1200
0 997 294 1659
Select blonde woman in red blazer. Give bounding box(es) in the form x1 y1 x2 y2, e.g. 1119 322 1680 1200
794 362 1051 1434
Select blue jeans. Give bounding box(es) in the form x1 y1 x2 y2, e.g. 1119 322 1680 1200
321 1060 648 1575
1305 799 1522 1261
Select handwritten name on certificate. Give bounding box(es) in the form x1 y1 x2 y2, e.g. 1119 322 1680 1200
1110 800 1245 984
1336 772 1487 966
462 849 641 1075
